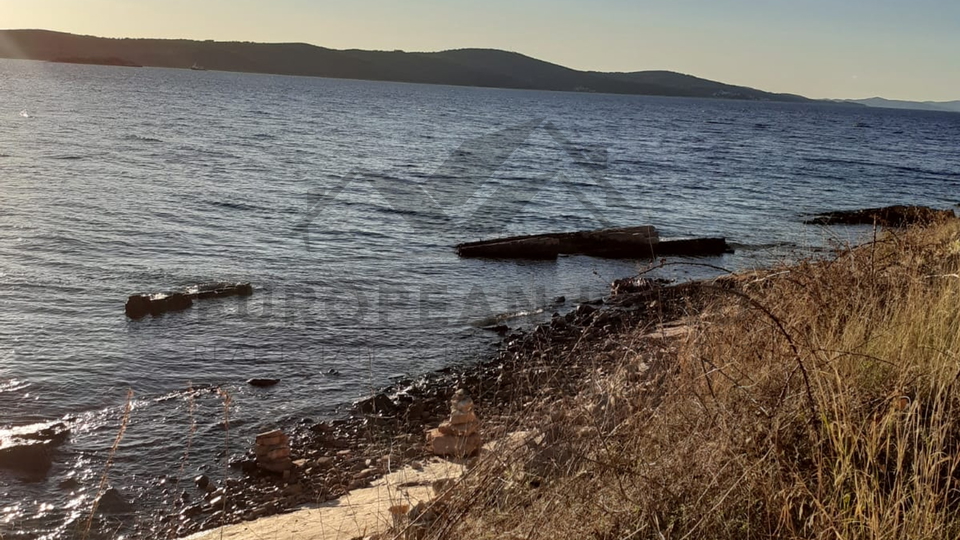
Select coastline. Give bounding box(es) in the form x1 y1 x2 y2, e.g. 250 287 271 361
157 216 960 540
152 270 717 538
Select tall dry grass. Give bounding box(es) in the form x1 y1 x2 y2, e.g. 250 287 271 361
412 220 960 540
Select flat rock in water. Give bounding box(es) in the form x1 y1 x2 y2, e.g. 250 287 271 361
804 205 955 226
247 378 280 388
456 226 731 259
125 281 254 319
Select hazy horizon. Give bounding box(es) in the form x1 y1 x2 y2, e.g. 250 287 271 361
3 0 959 102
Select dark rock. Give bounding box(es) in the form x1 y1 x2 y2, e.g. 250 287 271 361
0 421 70 477
96 487 133 514
125 294 152 319
653 237 732 257
59 477 80 490
482 324 509 335
125 282 254 319
182 503 204 518
575 304 597 317
804 205 955 226
355 393 396 416
195 474 210 490
456 226 657 259
553 296 566 304
247 378 280 388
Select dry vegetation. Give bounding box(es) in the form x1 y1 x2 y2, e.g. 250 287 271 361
398 220 960 540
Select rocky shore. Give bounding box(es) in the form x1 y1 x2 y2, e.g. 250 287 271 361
134 275 715 539
113 205 958 538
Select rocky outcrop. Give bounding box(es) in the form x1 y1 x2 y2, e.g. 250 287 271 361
456 226 731 260
427 390 481 458
125 282 253 319
804 205 955 226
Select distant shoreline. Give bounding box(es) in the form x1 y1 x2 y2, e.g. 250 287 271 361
0 29 818 105
49 56 142 68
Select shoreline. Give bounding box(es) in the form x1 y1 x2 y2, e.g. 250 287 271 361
146 271 720 539
149 206 957 539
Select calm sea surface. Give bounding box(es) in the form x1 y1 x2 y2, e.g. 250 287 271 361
1 59 958 538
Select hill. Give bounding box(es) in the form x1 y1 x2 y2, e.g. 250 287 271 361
843 97 960 113
0 29 813 102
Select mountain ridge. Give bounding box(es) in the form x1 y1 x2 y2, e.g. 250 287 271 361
0 29 814 103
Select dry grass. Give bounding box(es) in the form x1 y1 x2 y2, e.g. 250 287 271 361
406 220 960 540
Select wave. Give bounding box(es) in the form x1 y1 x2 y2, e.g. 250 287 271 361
0 378 31 394
472 307 546 327
127 134 163 143
205 200 262 212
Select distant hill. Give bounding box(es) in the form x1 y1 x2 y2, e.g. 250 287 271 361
0 29 814 103
842 97 960 114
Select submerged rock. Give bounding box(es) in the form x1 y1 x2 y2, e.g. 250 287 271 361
96 487 134 514
125 282 254 319
247 378 280 388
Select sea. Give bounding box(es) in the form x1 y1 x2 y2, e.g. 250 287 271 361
1 58 958 539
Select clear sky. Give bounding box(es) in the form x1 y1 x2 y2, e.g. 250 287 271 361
3 0 958 101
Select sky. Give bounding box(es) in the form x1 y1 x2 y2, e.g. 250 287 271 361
3 0 959 101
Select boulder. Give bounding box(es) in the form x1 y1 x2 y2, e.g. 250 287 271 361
0 421 70 477
0 440 54 475
96 487 133 514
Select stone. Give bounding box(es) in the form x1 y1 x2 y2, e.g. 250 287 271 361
427 390 482 457
427 430 481 457
256 430 288 447
254 429 293 474
450 390 473 414
96 487 133 514
0 440 54 476
449 412 477 425
355 393 396 416
194 474 210 490
313 457 335 469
